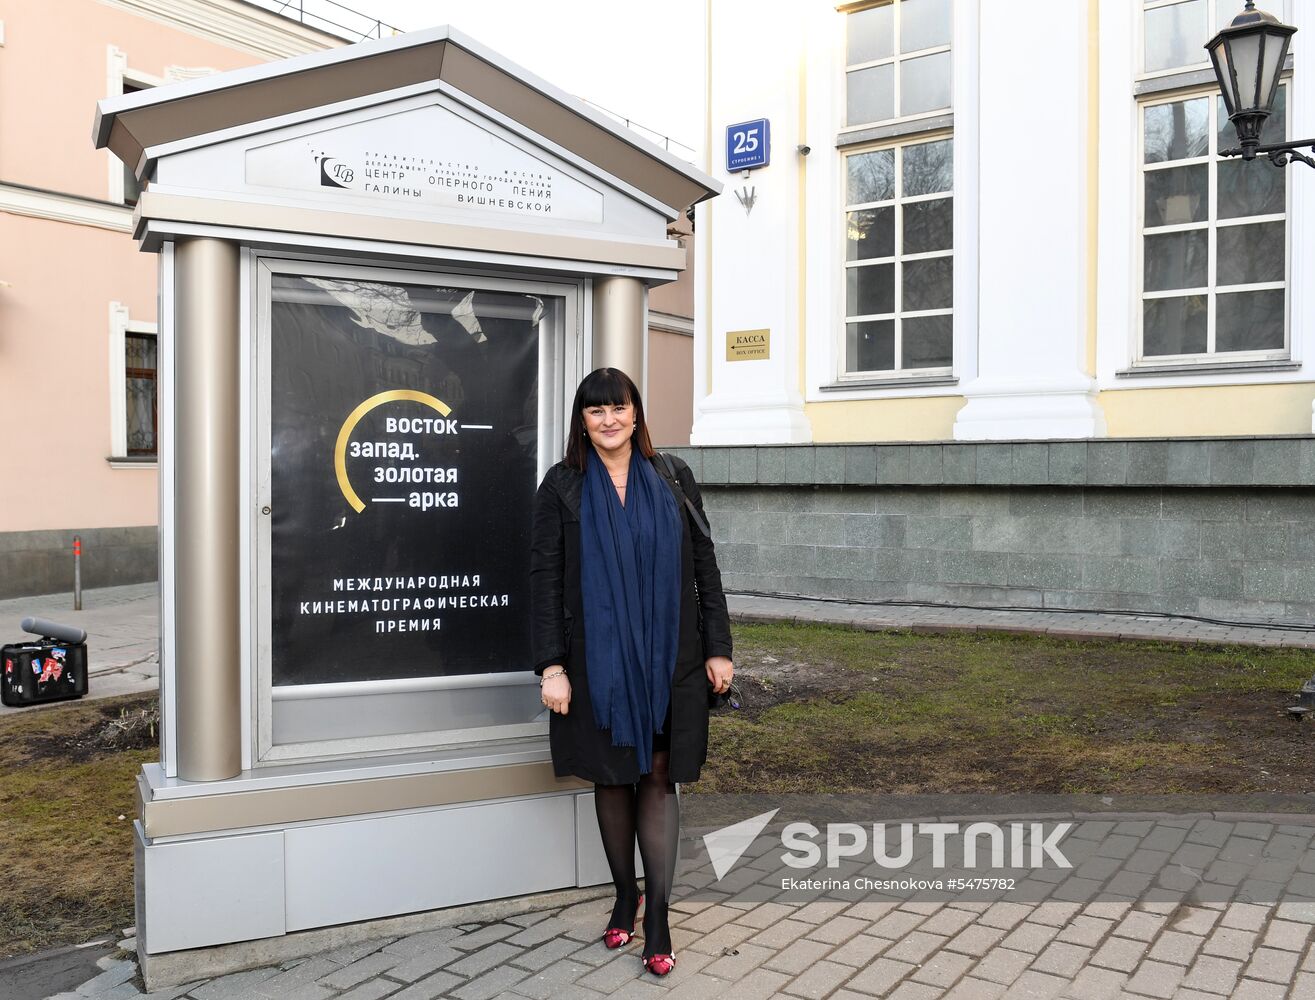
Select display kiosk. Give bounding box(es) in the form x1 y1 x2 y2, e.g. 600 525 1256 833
93 26 718 972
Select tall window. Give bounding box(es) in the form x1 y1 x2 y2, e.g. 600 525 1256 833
844 138 953 373
1140 89 1287 360
125 333 158 455
842 0 953 378
1136 0 1291 364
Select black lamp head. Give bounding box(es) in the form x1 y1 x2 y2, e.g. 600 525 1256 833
1207 2 1297 159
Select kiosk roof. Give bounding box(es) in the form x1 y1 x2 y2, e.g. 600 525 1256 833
93 25 720 214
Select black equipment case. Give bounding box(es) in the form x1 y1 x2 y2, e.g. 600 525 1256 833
1 639 88 706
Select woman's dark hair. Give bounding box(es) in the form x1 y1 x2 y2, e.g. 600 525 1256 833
564 367 656 471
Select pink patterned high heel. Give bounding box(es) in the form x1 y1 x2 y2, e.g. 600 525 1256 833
642 951 676 976
602 893 643 949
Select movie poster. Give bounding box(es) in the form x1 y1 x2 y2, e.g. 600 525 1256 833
268 274 540 685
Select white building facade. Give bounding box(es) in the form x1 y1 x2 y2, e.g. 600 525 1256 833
696 0 1314 445
671 0 1315 624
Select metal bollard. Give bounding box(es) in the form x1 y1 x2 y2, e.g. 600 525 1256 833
73 535 82 612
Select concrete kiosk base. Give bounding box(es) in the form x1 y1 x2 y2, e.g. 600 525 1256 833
135 778 620 988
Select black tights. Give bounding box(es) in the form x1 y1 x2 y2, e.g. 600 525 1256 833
594 750 679 956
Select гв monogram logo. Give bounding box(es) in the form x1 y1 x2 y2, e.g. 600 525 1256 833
316 154 354 188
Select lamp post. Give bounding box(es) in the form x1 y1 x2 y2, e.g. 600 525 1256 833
1210 7 1315 713
1207 2 1313 167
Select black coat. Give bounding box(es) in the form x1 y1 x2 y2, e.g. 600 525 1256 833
529 453 733 784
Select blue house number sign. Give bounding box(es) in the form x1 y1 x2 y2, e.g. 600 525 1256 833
726 119 770 172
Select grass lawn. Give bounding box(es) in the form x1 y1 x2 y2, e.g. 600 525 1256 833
0 695 156 960
702 622 1315 797
1 621 1313 957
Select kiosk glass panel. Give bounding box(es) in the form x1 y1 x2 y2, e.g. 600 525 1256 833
256 264 576 761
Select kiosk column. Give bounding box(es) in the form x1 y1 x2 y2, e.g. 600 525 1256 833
592 276 645 381
173 238 242 782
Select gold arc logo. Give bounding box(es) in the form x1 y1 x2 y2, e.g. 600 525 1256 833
334 390 452 514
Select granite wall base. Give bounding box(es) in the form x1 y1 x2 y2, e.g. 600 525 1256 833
697 485 1315 623
664 440 1315 624
0 526 157 599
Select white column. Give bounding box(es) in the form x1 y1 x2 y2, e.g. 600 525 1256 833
692 0 811 445
953 0 1105 440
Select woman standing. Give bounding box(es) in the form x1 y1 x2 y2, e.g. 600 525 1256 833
530 367 733 976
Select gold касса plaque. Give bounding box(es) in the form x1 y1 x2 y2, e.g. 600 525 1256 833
726 328 770 361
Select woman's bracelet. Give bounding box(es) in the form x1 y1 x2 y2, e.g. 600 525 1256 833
540 669 566 686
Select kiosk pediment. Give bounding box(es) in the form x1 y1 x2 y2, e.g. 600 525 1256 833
150 90 668 238
96 27 718 229
244 103 604 225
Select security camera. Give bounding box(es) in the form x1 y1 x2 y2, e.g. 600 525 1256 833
797 144 811 156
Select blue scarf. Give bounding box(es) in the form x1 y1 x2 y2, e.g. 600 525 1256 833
579 445 682 774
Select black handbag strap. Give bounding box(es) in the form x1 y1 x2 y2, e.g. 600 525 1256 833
651 452 712 539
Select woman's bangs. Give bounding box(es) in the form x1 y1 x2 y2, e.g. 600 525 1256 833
579 370 633 409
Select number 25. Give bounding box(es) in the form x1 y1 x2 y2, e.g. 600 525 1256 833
733 128 759 155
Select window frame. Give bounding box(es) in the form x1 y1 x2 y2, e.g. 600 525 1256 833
1096 0 1311 390
108 301 159 465
840 0 953 134
124 332 159 455
839 130 955 381
1134 80 1292 368
811 0 976 399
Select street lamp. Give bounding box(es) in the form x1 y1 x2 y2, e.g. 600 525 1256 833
1207 2 1313 166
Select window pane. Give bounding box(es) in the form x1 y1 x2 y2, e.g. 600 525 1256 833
903 138 953 196
1217 221 1285 285
1216 289 1284 351
847 263 896 316
900 0 951 51
126 378 157 453
1144 229 1207 291
1144 98 1209 163
1144 164 1207 227
848 3 894 65
125 334 158 456
1143 295 1207 356
1218 159 1286 219
847 64 894 126
1218 86 1286 148
1217 87 1286 219
900 51 952 116
903 197 953 254
847 208 896 260
901 314 953 368
903 256 953 311
847 320 895 372
1217 1 1248 31
847 148 896 204
126 332 157 370
1144 0 1208 72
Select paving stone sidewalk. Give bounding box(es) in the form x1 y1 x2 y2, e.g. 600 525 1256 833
56 811 1315 1000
